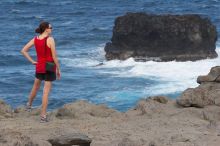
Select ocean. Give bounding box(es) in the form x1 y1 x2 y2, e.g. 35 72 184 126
0 0 219 112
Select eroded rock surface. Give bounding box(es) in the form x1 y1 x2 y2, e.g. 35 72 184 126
105 12 218 61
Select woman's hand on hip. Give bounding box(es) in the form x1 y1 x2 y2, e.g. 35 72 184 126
32 61 38 65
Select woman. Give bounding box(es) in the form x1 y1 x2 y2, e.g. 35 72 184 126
20 21 61 123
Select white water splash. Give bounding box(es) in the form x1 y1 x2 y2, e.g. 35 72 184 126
61 45 220 95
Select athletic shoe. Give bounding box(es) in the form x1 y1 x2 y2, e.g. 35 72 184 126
40 115 49 123
25 102 32 112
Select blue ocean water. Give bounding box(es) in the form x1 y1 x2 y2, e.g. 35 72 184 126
0 0 219 112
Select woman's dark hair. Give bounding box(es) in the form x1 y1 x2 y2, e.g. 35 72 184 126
35 21 50 34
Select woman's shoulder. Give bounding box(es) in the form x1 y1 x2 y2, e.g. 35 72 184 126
47 36 55 42
33 36 38 40
32 36 37 42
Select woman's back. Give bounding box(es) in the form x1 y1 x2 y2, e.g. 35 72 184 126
34 36 55 73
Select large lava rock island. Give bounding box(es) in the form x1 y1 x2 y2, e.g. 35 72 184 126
104 12 218 61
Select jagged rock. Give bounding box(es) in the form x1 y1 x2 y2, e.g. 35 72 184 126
0 99 13 119
177 82 220 107
134 97 174 115
197 66 220 84
171 134 191 142
105 12 217 61
195 105 220 121
148 96 169 104
0 96 220 146
106 138 147 146
54 100 119 119
55 107 76 119
47 133 92 146
201 106 220 130
177 66 220 108
135 99 161 115
0 129 51 146
118 138 136 146
149 141 157 146
13 105 42 118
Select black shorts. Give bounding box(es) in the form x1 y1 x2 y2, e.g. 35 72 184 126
35 71 56 81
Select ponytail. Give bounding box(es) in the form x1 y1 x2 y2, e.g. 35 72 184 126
35 21 50 34
35 27 41 33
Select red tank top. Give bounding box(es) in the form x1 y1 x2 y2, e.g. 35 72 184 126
34 36 56 73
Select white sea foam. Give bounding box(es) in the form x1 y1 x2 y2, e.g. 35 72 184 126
99 48 220 77
61 21 74 26
63 45 220 96
61 57 101 68
61 44 105 67
97 47 220 95
11 9 22 13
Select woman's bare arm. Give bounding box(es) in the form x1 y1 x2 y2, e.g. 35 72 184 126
20 38 36 64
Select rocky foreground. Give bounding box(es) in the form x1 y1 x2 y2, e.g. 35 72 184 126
1 67 220 146
105 13 218 61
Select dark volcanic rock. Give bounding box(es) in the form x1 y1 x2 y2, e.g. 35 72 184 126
48 133 92 146
105 12 218 61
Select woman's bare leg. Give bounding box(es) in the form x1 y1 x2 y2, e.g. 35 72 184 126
41 81 52 116
28 78 42 106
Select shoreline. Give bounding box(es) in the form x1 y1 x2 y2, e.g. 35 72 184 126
1 95 220 145
1 67 220 145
